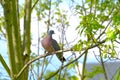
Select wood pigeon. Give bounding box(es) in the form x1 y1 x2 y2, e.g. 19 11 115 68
41 30 66 62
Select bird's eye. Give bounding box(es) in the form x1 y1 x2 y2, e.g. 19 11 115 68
52 31 54 33
51 31 54 34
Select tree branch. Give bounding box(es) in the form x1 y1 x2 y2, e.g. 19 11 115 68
97 7 118 40
45 49 86 80
98 47 108 80
15 48 72 79
0 54 10 76
31 0 39 10
16 39 106 79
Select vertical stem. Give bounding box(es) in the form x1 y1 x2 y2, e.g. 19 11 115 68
11 0 23 73
24 0 32 55
81 0 89 79
100 57 108 80
38 57 45 80
47 0 51 32
37 15 40 77
23 0 32 79
99 48 108 80
2 0 17 79
81 50 88 80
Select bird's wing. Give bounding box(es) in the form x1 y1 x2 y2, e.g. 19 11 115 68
51 39 66 62
51 39 60 51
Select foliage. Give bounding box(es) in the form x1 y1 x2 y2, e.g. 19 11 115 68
43 70 78 80
113 68 120 80
73 0 120 80
0 0 120 80
86 65 104 79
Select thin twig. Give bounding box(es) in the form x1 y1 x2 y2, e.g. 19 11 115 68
97 19 112 40
15 48 72 79
31 0 39 10
37 11 40 78
46 47 88 80
97 7 119 40
37 57 46 80
43 55 54 72
72 51 81 78
81 50 88 80
58 62 64 80
47 0 52 32
93 51 101 63
97 42 110 80
115 40 120 44
38 55 54 80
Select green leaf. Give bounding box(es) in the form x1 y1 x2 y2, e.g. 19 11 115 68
91 20 104 30
102 45 110 58
73 40 83 51
113 68 120 80
106 28 117 41
86 65 104 79
75 5 81 10
67 62 75 69
68 75 79 80
111 50 115 58
44 70 57 79
112 13 120 26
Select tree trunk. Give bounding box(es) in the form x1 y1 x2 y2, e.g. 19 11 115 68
0 0 32 79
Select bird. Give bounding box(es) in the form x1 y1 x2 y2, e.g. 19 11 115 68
41 30 66 63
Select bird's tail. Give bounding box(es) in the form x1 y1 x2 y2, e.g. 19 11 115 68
60 57 66 63
56 52 66 63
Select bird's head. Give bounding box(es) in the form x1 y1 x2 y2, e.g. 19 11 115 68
48 30 55 36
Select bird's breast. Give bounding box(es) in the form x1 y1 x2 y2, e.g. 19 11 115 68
41 37 55 53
